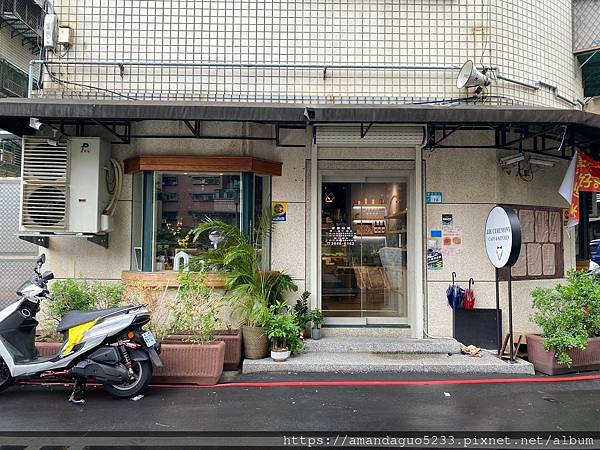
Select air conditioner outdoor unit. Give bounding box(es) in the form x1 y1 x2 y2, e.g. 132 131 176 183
20 136 113 234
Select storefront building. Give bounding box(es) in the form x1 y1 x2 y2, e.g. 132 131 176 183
1 0 599 341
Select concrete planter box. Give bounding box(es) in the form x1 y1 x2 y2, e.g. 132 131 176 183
35 341 62 357
527 334 600 375
215 330 243 370
153 341 225 385
163 331 242 371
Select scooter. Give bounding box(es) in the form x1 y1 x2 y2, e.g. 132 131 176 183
0 254 162 403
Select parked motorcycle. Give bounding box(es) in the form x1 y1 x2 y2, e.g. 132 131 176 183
0 254 162 403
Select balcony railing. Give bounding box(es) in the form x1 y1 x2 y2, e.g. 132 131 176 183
0 59 28 97
0 0 43 53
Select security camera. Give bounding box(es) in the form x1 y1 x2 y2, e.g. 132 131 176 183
29 118 44 131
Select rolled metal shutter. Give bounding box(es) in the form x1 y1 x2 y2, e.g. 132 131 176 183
315 125 425 147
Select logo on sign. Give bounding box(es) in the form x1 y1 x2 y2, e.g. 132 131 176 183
485 206 522 268
80 142 90 153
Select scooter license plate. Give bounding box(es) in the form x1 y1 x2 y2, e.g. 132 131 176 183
141 331 157 347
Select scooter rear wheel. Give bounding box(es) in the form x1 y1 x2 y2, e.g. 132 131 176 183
0 356 14 393
104 360 152 398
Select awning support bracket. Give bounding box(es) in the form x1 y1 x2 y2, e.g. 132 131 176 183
87 234 109 248
91 120 130 144
18 235 49 249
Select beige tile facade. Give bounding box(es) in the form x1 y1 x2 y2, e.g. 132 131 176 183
39 0 582 107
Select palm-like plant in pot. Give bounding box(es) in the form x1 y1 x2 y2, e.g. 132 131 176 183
191 211 298 359
265 301 304 361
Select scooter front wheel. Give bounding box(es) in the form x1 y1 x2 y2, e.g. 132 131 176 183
0 356 14 393
104 360 152 398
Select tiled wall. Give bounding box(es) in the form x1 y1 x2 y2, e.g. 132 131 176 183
40 0 582 106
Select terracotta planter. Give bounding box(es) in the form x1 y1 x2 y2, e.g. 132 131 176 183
153 341 225 385
215 330 243 370
242 325 269 359
35 341 63 357
527 334 600 375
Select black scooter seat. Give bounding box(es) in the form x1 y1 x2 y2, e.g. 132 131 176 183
57 307 132 333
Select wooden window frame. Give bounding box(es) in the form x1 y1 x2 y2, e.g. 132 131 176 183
498 204 565 281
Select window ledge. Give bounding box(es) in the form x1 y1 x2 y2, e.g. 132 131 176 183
121 270 226 288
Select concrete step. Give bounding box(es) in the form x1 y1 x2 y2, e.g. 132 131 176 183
304 336 461 354
321 327 412 338
243 351 535 375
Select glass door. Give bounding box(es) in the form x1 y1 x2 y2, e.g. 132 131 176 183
320 177 409 323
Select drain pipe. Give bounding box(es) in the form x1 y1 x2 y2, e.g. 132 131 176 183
418 126 454 341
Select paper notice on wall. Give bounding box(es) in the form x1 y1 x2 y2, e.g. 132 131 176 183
427 231 443 272
442 226 463 256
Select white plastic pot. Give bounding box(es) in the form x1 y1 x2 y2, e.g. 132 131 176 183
271 349 291 361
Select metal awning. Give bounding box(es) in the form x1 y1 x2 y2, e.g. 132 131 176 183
1 98 600 156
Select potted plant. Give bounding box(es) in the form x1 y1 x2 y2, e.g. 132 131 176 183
309 309 325 340
265 301 304 361
191 210 298 360
528 270 600 375
152 270 226 385
293 291 311 338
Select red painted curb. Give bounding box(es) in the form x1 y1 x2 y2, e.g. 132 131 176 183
17 374 600 390
150 374 600 389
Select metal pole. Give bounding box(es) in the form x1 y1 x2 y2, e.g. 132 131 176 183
495 267 501 356
508 265 515 362
27 62 34 98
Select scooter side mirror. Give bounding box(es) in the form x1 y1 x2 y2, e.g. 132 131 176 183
42 271 54 282
37 254 46 266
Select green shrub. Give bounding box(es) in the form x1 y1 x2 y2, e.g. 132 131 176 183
169 270 222 343
48 278 123 323
531 270 600 366
293 291 311 329
308 308 325 329
265 300 303 355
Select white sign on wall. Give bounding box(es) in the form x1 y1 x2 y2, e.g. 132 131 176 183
485 206 522 268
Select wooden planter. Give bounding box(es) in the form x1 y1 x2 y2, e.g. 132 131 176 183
215 330 243 370
153 341 225 385
527 334 600 375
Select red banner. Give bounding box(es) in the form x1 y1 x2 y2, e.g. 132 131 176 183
566 153 600 226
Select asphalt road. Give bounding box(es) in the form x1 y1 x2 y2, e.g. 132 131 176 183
1 373 600 447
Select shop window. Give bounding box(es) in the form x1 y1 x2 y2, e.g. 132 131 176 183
162 176 178 186
190 193 214 202
154 172 242 271
161 192 179 202
499 205 564 281
132 171 272 272
191 176 221 185
254 174 271 270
